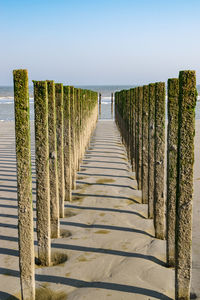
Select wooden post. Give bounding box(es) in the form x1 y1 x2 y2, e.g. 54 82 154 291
148 83 156 219
142 85 149 204
154 82 166 239
175 70 196 300
111 92 114 118
73 88 78 180
33 81 51 265
77 88 81 170
99 93 101 116
135 88 139 183
131 88 136 172
137 86 143 190
46 80 59 239
13 69 35 300
55 83 65 220
166 78 179 267
63 86 72 202
70 86 76 189
130 88 135 171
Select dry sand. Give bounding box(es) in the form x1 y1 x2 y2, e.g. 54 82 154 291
0 120 199 300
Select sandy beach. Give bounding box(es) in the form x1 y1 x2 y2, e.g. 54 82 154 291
0 119 199 300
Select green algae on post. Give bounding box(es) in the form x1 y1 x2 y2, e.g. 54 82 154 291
47 80 59 237
33 80 51 266
13 69 35 300
175 70 196 300
130 88 135 172
154 82 165 240
70 86 76 189
142 85 149 204
135 87 139 184
148 83 155 219
166 78 179 267
63 86 72 201
55 83 65 220
137 86 143 190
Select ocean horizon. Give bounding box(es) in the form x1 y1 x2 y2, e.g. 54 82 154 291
1 85 200 121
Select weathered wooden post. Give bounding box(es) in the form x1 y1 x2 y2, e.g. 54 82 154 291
73 88 78 176
76 88 81 171
13 69 35 300
111 92 114 117
175 70 196 300
135 88 139 181
166 78 179 267
148 83 156 219
154 82 165 239
33 80 51 265
46 81 59 239
130 88 135 172
79 89 84 164
137 86 143 190
70 86 76 189
125 90 130 158
55 83 65 220
63 86 72 202
99 92 101 116
142 85 149 204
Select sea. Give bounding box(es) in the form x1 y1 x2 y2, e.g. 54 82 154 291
1 85 200 121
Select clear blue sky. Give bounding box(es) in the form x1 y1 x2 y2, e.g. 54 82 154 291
0 0 200 85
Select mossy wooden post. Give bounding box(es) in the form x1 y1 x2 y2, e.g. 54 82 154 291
55 83 65 220
63 86 72 201
13 69 35 300
33 81 51 265
79 89 84 163
175 71 196 300
77 88 81 169
70 86 76 189
138 86 143 190
99 93 101 116
142 85 149 204
74 88 79 171
135 88 139 182
46 81 59 239
129 89 134 170
131 88 135 172
111 92 114 117
154 82 165 239
126 90 130 158
148 83 155 218
128 90 132 160
73 88 78 177
166 78 179 267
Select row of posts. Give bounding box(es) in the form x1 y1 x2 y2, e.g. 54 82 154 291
115 70 196 300
13 69 98 300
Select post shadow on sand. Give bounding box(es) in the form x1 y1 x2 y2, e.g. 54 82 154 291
0 291 19 300
0 267 172 300
60 220 153 237
87 146 125 152
82 159 128 165
76 180 136 190
80 165 128 172
72 192 139 203
85 154 123 159
0 196 17 202
86 150 126 156
65 204 146 219
77 172 133 180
